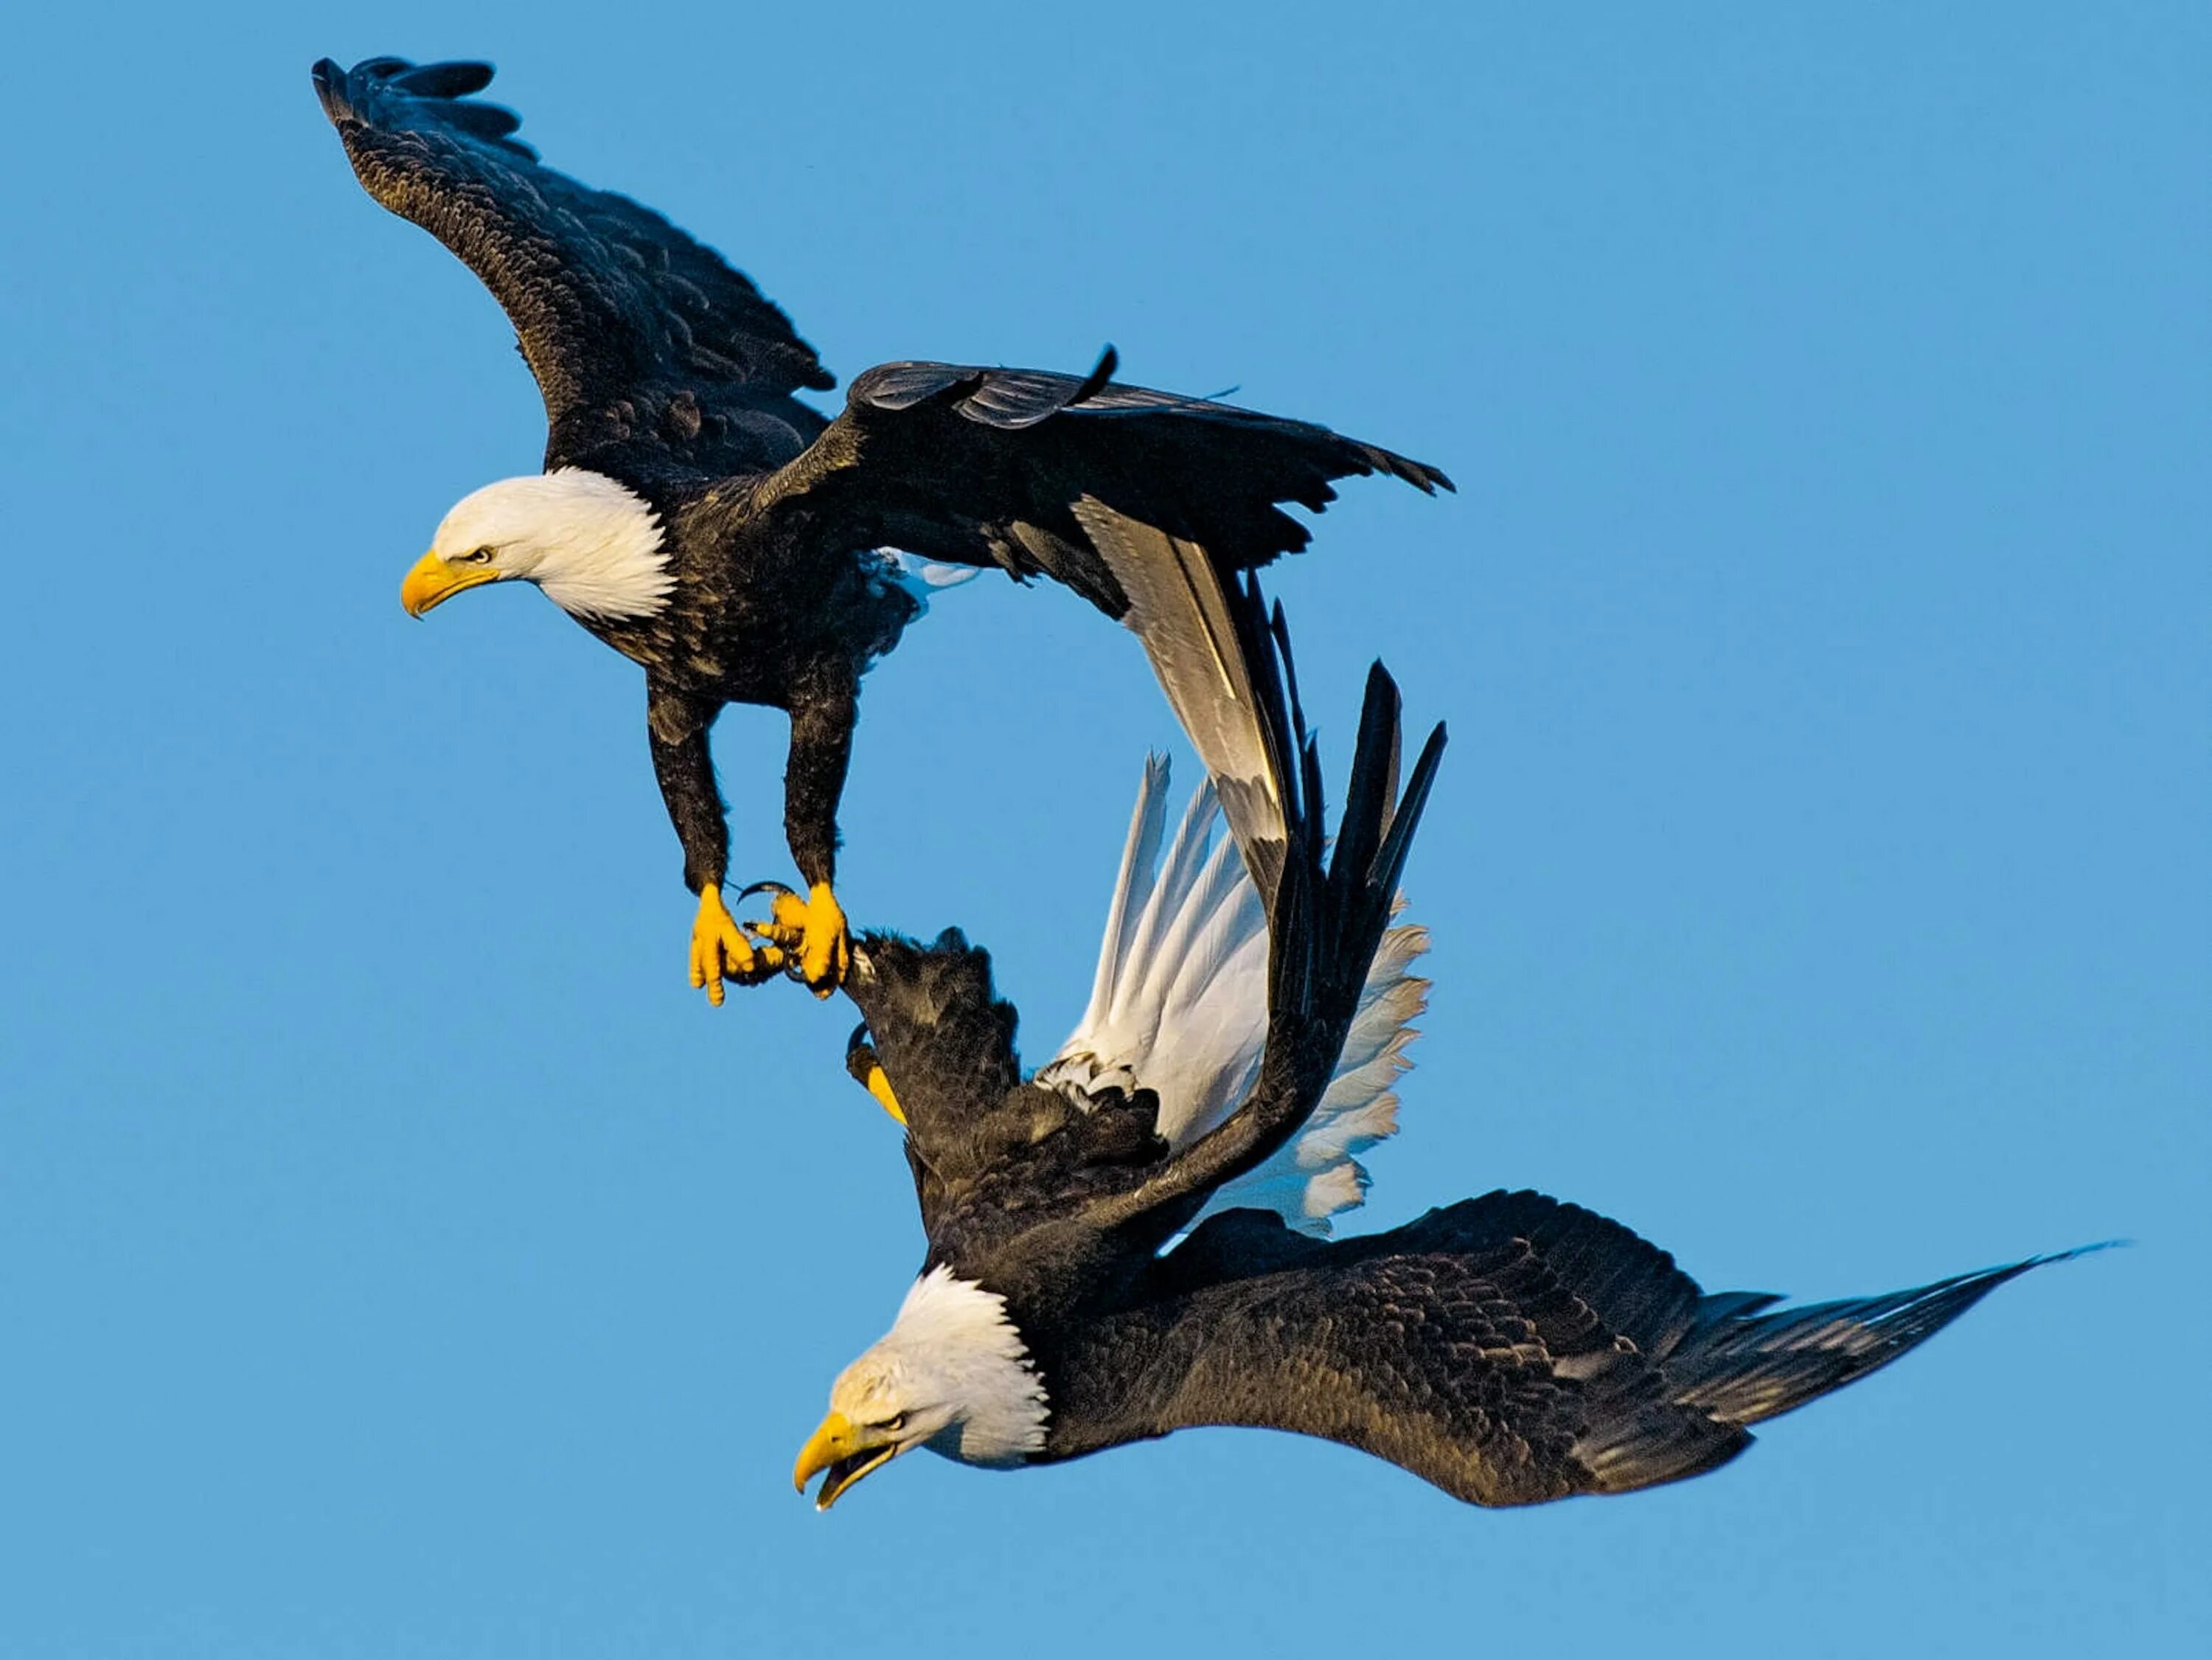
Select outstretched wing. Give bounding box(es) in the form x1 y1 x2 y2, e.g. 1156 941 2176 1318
1033 755 1429 1234
1061 1192 2075 1507
311 56 832 470
744 353 1450 860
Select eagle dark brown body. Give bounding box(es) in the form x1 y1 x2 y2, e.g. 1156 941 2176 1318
796 583 2087 1511
313 55 1450 997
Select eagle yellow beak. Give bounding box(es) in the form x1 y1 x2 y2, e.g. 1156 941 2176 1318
793 1409 898 1511
400 552 501 617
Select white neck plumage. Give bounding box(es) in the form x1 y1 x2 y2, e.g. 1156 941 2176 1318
521 468 672 621
874 1267 1051 1467
436 468 674 622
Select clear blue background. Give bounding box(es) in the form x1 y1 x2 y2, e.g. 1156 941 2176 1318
3 4 2202 1655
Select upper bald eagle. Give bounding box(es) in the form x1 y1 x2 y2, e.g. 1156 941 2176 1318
311 55 1450 999
790 580 2090 1512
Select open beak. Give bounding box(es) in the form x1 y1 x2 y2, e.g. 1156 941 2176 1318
793 1410 899 1511
400 552 501 617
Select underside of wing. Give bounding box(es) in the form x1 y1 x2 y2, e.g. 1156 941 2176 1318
1068 499 1285 868
312 55 831 470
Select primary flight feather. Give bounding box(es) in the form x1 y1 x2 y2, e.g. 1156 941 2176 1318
790 580 2090 1511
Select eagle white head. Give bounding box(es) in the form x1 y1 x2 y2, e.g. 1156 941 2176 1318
793 1267 1050 1511
400 468 672 622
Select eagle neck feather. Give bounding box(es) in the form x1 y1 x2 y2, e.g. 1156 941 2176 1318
511 467 672 622
882 1266 1050 1467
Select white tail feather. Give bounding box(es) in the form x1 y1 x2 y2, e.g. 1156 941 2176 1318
1079 754 1174 1032
1037 760 1429 1235
1039 762 1269 1145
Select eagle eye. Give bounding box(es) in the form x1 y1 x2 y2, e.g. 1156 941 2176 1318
463 546 495 564
883 1413 906 1434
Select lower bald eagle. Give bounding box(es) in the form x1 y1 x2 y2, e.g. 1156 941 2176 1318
312 55 1448 1001
790 582 2090 1510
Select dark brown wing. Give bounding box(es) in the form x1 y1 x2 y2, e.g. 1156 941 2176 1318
1122 1194 1729 1506
1050 1192 2067 1507
745 353 1450 830
312 56 832 471
752 352 1449 603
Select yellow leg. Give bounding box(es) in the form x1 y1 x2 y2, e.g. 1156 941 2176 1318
689 883 764 1006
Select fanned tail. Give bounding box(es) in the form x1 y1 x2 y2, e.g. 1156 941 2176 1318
1042 752 1430 1232
1200 913 1427 1232
1071 575 1444 1237
1039 768 1270 1141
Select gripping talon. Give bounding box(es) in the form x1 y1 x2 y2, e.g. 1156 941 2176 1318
733 880 850 993
690 883 768 1004
861 1064 905 1125
743 886 814 950
791 881 850 994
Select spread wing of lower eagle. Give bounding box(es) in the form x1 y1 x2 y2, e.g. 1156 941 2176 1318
1102 1192 2081 1506
807 577 2090 1513
1012 603 2095 1504
311 56 832 470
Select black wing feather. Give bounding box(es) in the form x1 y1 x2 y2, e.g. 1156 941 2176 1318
751 353 1450 605
311 55 832 470
741 354 1447 860
1075 581 1447 1239
1057 1192 2080 1507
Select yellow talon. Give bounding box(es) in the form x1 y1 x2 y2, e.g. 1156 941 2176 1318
749 881 849 996
802 883 851 993
739 880 851 994
862 1063 905 1126
761 888 810 941
689 883 764 1005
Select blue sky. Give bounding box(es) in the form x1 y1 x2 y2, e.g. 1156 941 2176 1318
2 3 2204 1655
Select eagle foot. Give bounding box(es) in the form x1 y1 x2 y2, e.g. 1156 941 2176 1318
842 1026 906 1125
860 1063 905 1125
742 879 850 996
689 883 777 1004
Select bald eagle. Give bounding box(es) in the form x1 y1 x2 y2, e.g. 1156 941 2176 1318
790 583 2086 1510
311 55 1449 999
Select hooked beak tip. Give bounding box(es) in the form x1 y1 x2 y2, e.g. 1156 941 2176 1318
401 552 498 618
